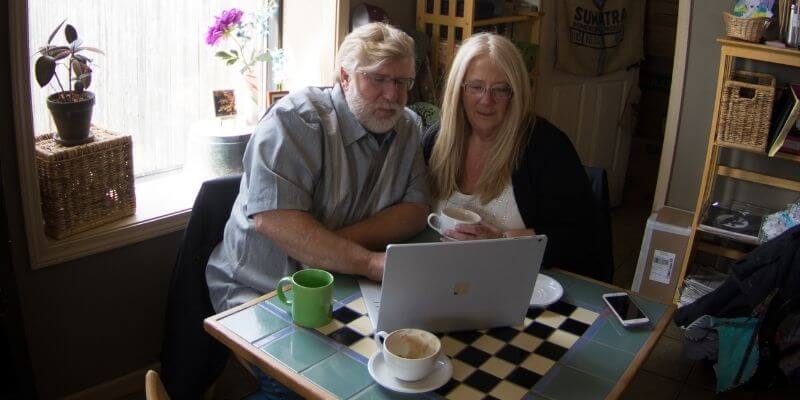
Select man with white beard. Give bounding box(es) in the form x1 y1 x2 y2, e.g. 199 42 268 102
206 23 429 315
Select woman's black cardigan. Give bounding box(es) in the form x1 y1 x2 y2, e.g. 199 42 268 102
423 118 612 281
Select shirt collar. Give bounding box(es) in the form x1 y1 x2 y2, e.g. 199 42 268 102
332 83 397 147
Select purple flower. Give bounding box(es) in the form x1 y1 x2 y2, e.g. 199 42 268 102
205 8 244 46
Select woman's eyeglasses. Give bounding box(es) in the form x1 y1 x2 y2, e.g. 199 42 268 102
360 72 415 91
462 82 513 100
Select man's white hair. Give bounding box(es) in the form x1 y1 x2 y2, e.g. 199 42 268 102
336 22 415 80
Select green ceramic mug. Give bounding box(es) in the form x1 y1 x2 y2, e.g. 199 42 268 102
276 269 334 328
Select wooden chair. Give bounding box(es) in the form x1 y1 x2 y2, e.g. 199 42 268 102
145 370 170 400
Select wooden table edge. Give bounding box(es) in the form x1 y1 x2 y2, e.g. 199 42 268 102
604 304 676 400
204 290 337 400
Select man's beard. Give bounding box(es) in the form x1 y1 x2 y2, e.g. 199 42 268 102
346 83 403 133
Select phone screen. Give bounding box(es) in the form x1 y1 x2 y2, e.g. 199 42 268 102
606 294 645 321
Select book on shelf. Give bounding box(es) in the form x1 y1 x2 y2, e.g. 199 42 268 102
698 202 768 243
779 129 800 155
768 83 800 157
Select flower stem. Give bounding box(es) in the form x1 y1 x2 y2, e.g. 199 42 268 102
230 35 250 70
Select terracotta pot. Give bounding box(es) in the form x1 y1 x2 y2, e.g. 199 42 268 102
47 91 95 146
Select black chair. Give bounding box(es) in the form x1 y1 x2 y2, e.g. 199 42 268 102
160 174 242 399
584 166 614 283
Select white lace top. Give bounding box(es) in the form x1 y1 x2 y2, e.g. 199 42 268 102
435 183 526 232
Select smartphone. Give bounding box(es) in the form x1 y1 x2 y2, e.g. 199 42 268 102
602 292 650 327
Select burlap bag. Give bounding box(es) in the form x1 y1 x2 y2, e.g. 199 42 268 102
555 0 645 76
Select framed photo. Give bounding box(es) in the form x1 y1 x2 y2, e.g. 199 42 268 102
213 89 237 118
267 90 289 107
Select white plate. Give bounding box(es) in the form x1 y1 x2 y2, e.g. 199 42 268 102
530 273 564 307
367 352 453 394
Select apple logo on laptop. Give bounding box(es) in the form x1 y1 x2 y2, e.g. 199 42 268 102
453 282 471 296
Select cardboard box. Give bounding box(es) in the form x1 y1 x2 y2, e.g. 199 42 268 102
631 207 693 303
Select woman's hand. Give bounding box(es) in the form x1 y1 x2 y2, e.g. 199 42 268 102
446 223 503 240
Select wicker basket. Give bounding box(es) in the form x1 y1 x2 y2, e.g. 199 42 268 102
723 12 771 42
717 70 775 151
35 127 136 239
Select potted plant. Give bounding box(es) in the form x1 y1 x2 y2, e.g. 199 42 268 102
34 20 104 146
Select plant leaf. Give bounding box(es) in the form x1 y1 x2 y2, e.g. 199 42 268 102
47 19 66 45
77 73 91 89
53 50 71 60
35 56 56 87
215 51 232 60
231 49 238 56
226 58 237 66
71 59 91 76
69 38 84 52
73 54 91 63
65 24 78 43
77 47 104 55
255 52 271 62
74 79 85 93
45 45 70 57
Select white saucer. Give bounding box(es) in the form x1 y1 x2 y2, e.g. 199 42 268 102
530 273 564 307
367 352 453 394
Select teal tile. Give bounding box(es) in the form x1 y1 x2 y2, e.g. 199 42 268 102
561 279 616 310
261 328 337 372
564 341 634 382
219 304 289 343
267 293 292 314
351 384 425 399
538 365 614 400
590 318 650 354
333 274 361 301
302 351 373 399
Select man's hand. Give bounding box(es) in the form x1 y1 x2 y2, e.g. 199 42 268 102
366 252 386 282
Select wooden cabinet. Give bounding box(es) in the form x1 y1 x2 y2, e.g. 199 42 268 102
675 38 800 303
415 0 543 81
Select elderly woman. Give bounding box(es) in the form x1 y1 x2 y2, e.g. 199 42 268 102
424 33 607 280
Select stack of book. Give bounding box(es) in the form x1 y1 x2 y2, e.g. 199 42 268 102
679 266 729 307
767 83 800 156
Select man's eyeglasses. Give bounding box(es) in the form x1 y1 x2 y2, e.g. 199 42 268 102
360 72 415 91
462 82 514 100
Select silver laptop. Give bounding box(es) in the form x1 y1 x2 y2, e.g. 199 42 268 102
360 235 548 333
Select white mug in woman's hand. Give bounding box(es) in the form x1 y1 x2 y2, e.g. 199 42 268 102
427 207 481 237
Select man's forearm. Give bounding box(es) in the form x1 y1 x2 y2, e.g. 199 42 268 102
336 202 429 250
254 210 382 280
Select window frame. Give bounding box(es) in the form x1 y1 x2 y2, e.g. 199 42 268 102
10 2 201 269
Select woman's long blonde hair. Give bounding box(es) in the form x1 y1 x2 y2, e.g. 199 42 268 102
428 33 533 204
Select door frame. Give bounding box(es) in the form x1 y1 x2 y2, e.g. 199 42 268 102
652 0 692 212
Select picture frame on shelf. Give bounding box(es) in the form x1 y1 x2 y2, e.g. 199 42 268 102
267 90 289 107
213 89 237 118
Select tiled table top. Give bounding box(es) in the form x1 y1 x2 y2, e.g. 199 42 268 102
205 268 675 400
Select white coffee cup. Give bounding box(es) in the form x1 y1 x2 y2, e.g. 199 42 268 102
374 328 441 381
427 207 481 237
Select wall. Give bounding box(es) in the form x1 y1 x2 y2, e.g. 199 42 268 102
665 0 727 211
1 5 181 399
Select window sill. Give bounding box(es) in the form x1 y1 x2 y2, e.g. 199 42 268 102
32 171 205 269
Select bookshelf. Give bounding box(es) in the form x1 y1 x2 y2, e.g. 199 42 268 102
415 0 543 82
675 38 800 303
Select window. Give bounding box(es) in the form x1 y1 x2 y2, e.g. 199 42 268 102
11 1 279 268
28 0 278 177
